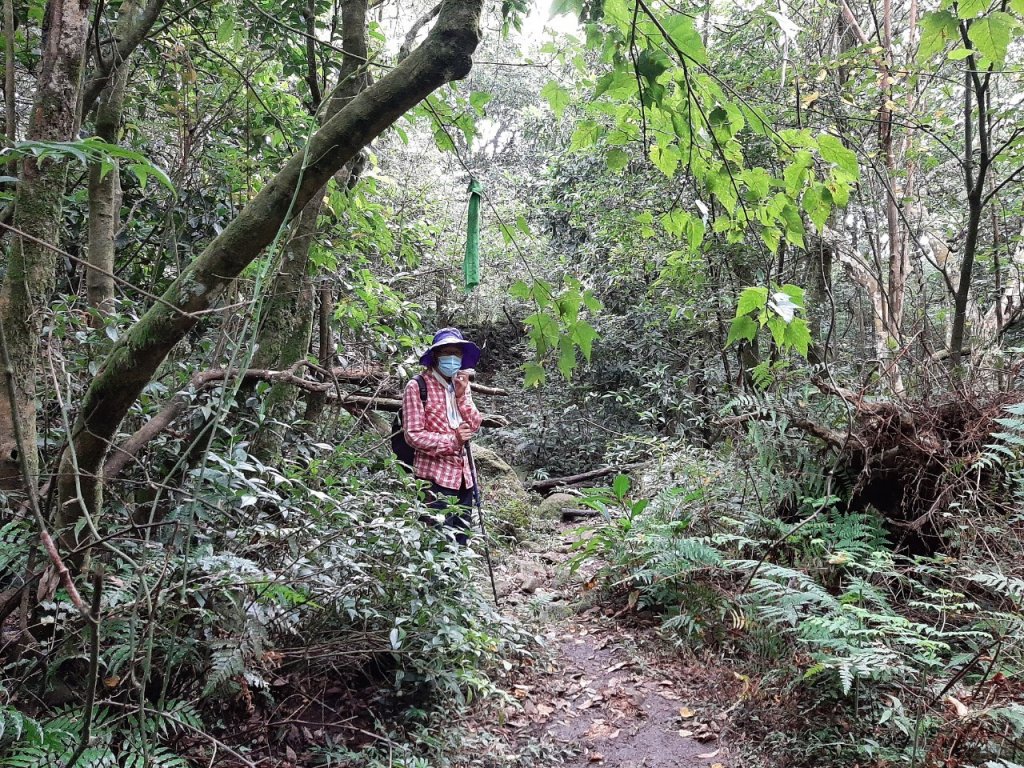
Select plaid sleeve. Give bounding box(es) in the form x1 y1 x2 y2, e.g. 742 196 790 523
457 388 483 431
403 379 459 457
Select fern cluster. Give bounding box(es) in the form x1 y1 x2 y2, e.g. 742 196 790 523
572 430 1024 767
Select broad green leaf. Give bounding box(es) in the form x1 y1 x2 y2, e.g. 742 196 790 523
570 121 603 151
783 150 814 196
956 0 989 19
524 361 546 388
967 12 1015 67
216 17 235 44
583 291 602 311
784 317 812 357
661 209 691 238
603 0 631 31
685 215 705 253
736 286 769 317
743 168 772 200
557 335 576 380
470 91 492 115
817 134 859 179
516 214 531 236
650 142 681 178
661 14 708 64
780 202 805 247
637 49 671 83
606 148 629 171
707 169 737 215
760 225 781 253
917 11 960 61
509 280 531 300
572 321 599 360
540 80 571 120
766 316 786 347
725 315 758 347
802 182 832 233
779 284 806 307
826 177 850 207
613 473 631 500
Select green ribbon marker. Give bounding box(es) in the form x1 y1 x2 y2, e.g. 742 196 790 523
464 178 482 292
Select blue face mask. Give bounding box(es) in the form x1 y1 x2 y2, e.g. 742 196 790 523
437 354 462 378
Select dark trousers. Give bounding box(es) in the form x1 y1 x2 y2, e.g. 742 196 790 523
420 480 474 545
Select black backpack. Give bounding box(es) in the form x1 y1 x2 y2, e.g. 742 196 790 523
391 374 428 468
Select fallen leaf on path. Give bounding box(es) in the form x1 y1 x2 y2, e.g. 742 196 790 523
711 763 726 768
678 729 694 738
606 660 632 673
536 703 554 717
697 749 721 759
587 752 605 763
693 724 718 742
679 706 696 718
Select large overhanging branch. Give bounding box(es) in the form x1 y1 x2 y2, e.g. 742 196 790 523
58 0 485 534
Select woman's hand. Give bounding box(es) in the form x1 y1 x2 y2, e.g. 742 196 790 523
453 370 470 398
456 423 475 444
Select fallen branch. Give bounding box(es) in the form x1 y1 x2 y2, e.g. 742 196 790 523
321 365 507 395
530 463 643 493
716 411 854 450
104 367 508 479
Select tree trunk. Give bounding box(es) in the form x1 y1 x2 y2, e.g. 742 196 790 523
3 0 14 147
86 45 130 326
55 0 484 549
0 0 92 489
249 0 370 460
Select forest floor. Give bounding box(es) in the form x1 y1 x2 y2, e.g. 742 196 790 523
473 515 750 768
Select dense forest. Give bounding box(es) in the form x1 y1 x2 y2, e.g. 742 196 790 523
0 0 1022 764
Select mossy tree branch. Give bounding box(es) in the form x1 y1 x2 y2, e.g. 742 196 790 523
55 0 484 549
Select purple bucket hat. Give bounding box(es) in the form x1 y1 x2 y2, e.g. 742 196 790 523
419 327 481 369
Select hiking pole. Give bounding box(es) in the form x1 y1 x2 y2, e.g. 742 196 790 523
465 442 500 606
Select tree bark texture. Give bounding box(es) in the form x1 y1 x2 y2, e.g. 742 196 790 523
55 0 484 542
0 0 92 489
3 0 14 146
86 38 130 326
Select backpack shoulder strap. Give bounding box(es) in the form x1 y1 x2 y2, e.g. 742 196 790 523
413 373 428 404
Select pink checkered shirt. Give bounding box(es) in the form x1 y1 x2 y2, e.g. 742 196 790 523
403 370 483 490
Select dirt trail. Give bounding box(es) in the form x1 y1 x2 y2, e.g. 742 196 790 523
486 518 736 768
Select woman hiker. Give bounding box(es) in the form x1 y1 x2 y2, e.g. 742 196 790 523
402 328 483 544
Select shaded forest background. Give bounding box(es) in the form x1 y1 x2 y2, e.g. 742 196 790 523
0 0 1023 764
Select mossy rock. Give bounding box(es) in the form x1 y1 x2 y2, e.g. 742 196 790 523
536 492 579 519
472 444 527 504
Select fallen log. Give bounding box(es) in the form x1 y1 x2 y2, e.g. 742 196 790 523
530 463 643 493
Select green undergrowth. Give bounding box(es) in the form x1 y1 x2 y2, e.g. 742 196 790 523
568 421 1024 768
0 437 538 767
